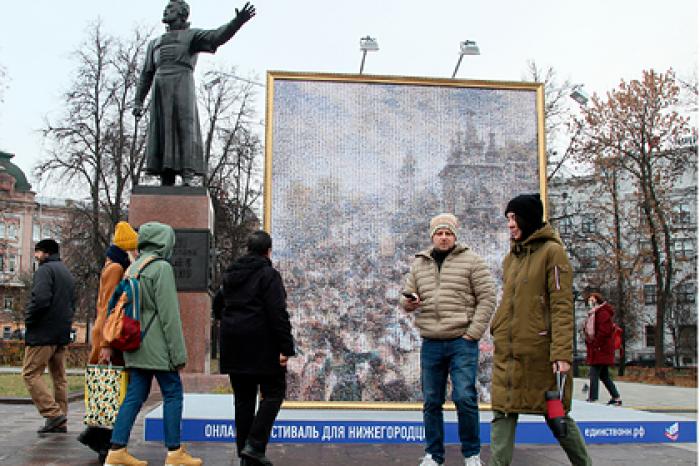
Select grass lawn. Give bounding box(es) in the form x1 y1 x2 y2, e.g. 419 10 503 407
0 373 85 397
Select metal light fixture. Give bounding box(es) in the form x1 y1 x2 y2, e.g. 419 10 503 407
570 84 589 106
452 40 480 78
359 36 379 74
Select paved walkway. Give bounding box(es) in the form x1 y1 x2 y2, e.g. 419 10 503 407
0 377 696 465
571 378 697 418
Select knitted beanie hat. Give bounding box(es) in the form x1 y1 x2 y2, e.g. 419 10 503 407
105 244 131 270
112 221 138 251
429 213 459 239
505 193 545 241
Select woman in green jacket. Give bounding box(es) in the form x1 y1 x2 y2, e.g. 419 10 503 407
489 194 591 466
104 222 201 466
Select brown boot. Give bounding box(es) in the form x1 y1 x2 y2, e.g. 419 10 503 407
103 447 148 466
164 446 202 466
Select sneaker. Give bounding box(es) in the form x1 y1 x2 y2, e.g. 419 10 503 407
419 453 441 466
465 454 483 466
165 446 202 466
37 415 67 433
607 399 622 406
103 447 148 466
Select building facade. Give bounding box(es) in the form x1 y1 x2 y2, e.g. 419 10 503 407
548 145 697 367
0 151 86 342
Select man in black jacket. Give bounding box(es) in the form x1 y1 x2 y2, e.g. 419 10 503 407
214 230 295 466
22 239 75 434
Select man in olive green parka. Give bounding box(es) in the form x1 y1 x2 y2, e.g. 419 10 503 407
489 194 591 466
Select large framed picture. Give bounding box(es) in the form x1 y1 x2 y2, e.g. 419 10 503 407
265 72 545 402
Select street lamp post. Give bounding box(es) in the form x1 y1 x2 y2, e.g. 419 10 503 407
570 84 589 106
567 84 588 379
451 40 480 79
359 36 379 74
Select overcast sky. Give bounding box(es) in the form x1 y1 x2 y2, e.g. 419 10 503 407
0 0 697 194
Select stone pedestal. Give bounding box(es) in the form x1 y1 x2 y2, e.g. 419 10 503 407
129 186 214 374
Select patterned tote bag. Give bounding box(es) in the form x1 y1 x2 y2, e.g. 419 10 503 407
83 364 129 428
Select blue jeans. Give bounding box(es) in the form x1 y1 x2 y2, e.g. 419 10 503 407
421 337 480 463
111 369 183 449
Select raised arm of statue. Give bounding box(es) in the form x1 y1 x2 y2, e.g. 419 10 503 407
191 2 257 54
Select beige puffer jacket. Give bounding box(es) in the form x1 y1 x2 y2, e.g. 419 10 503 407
401 243 496 340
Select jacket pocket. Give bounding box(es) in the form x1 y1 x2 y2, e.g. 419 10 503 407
522 296 548 336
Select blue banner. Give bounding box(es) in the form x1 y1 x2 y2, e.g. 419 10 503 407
145 418 696 444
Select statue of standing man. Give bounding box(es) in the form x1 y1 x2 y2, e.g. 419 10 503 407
134 1 256 186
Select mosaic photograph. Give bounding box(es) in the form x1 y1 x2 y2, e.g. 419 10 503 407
265 72 545 402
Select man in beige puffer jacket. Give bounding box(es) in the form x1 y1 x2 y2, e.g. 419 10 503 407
401 213 496 466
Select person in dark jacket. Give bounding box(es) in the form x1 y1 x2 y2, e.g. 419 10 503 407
584 292 622 405
214 230 295 466
22 238 75 434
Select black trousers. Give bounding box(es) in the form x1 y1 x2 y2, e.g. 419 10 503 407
229 372 286 455
588 364 620 401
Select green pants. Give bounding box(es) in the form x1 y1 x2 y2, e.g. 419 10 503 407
488 411 592 466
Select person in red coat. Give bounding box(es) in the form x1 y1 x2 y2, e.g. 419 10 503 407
584 292 622 405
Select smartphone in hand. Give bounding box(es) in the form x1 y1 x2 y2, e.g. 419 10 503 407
402 292 419 302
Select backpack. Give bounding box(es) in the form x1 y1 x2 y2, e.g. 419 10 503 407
102 256 162 352
613 323 623 351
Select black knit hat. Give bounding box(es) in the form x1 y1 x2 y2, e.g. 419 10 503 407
105 244 131 270
505 193 545 241
35 239 59 255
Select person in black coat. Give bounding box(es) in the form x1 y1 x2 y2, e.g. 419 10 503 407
22 239 75 434
214 230 295 466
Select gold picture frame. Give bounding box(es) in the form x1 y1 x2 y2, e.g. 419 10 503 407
265 71 545 403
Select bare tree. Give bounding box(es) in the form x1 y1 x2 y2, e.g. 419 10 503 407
37 23 150 249
60 204 112 342
0 47 9 103
523 60 578 181
573 68 696 371
551 164 647 375
10 271 32 332
199 68 263 279
34 21 150 332
101 27 152 216
667 273 698 366
0 60 7 104
678 69 698 113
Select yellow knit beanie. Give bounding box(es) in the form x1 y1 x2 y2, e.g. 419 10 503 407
113 221 138 251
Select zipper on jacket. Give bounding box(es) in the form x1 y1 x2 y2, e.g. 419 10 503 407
433 256 443 322
506 288 514 410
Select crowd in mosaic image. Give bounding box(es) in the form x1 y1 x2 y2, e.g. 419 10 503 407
275 188 496 403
